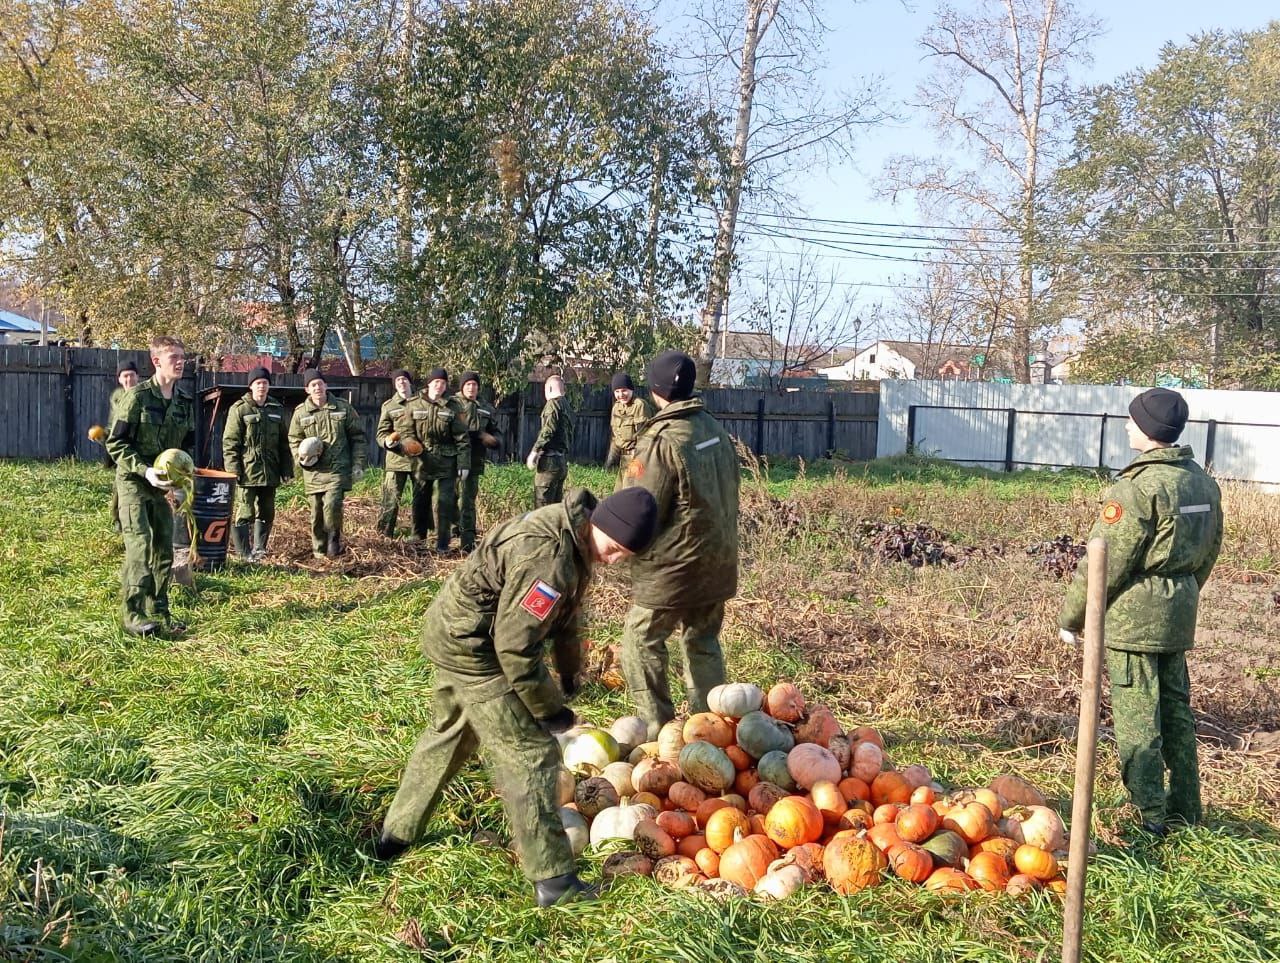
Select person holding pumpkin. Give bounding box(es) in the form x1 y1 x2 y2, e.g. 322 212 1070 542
376 369 433 541
415 367 470 553
1059 387 1223 836
374 486 659 908
105 358 141 533
604 371 654 473
288 370 367 559
451 370 502 552
617 350 741 740
222 367 292 561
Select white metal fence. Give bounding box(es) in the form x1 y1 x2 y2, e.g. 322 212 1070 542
877 380 1280 485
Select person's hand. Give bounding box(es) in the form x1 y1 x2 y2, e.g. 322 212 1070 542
560 672 579 701
352 467 365 483
144 467 175 491
458 467 470 482
541 706 576 734
384 435 400 450
525 449 540 470
1059 629 1078 646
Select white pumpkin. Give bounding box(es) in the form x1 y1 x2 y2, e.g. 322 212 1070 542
707 683 764 719
559 807 590 857
600 761 636 798
589 803 659 846
609 716 650 756
754 864 805 900
999 805 1065 851
562 728 621 774
657 721 685 764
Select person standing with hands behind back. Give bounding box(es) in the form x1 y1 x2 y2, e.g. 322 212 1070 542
526 375 573 508
1059 387 1223 837
106 358 141 533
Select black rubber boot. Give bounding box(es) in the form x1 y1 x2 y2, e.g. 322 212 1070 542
533 872 597 908
1140 821 1168 839
123 617 159 638
373 831 412 862
231 521 252 560
326 533 343 558
252 520 270 560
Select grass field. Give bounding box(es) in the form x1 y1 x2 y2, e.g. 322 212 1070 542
1 456 1277 962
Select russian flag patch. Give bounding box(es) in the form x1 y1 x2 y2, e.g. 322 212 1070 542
520 580 562 621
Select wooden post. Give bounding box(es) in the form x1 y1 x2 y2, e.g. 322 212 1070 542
1062 537 1108 963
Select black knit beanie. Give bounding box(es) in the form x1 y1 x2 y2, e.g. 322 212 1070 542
117 359 138 376
302 369 324 386
428 367 449 383
645 351 695 402
1129 388 1189 444
390 368 413 384
610 371 635 392
461 371 481 388
247 366 271 385
590 487 659 554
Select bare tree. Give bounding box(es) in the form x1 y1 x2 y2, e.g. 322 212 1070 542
741 249 862 389
684 0 883 384
886 0 1099 381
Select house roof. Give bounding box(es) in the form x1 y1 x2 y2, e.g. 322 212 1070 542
0 308 52 332
719 331 782 359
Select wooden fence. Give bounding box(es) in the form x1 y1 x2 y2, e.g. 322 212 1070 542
0 345 879 466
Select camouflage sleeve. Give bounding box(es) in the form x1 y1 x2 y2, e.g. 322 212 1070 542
287 406 307 459
550 611 584 685
346 402 368 471
533 400 559 450
105 389 147 478
1194 501 1224 588
222 403 244 480
1059 479 1153 632
277 409 294 480
376 401 395 448
452 404 469 447
491 544 575 719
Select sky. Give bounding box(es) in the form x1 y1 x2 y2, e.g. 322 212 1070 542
656 0 1279 343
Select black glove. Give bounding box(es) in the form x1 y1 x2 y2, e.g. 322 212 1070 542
604 451 619 471
541 706 576 734
560 672 579 701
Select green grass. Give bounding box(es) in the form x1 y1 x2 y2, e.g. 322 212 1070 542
1 458 1276 962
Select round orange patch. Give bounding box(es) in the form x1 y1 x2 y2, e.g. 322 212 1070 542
1101 501 1124 524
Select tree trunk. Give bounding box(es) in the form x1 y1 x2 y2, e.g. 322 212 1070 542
697 0 779 386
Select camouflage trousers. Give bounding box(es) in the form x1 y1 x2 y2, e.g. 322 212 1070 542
1107 648 1202 826
233 485 277 528
417 454 457 550
379 469 431 539
533 452 567 509
454 467 481 550
116 476 175 628
309 489 345 555
380 670 575 882
619 601 727 741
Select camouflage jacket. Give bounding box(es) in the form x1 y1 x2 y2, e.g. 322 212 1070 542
609 394 655 458
1060 445 1223 653
622 397 740 609
456 396 500 472
422 488 595 720
376 392 428 473
534 395 573 455
414 392 469 458
222 394 292 487
106 378 195 478
287 395 367 494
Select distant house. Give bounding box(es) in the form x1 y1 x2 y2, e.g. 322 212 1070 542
0 307 56 345
819 339 1053 384
709 331 785 386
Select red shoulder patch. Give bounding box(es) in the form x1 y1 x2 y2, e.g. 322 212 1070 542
1101 501 1124 524
624 457 645 480
519 580 562 621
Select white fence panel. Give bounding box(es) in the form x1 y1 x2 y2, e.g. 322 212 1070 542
877 381 1280 485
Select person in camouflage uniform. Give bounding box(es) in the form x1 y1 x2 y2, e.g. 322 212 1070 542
618 351 740 739
222 366 292 561
452 370 501 551
374 486 658 908
288 370 367 559
526 375 573 508
1060 387 1223 835
106 358 141 533
604 371 654 472
105 336 194 637
416 368 469 553
376 369 432 541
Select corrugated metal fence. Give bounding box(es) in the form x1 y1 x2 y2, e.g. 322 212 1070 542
878 380 1280 485
0 345 879 466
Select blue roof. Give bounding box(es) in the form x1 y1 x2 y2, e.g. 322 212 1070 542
0 308 55 332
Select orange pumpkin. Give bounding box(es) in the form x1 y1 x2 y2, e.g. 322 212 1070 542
676 833 707 858
953 787 1003 821
779 842 827 883
765 682 806 723
923 867 980 893
866 822 902 853
1005 873 1042 897
990 773 1047 808
837 776 871 804
705 807 752 853
967 851 1012 891
795 704 843 747
823 831 887 894
872 803 904 826
809 780 849 826
748 813 768 836
1013 844 1059 881
719 834 779 890
695 797 730 829
695 846 721 878
871 771 913 807
943 802 996 845
733 767 761 797
668 781 707 813
1045 877 1068 896
835 808 873 833
910 785 936 806
633 819 677 860
652 855 704 890
887 842 934 884
631 791 663 810
849 725 884 748
747 781 790 815
724 745 753 772
656 810 696 840
970 836 1019 867
683 712 735 749
632 758 681 796
895 803 940 843
765 796 824 849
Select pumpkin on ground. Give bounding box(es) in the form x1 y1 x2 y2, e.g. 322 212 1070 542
827 733 852 771
601 851 654 880
656 810 696 840
653 855 705 890
850 725 884 748
733 767 761 796
736 711 795 759
708 683 764 718
871 771 913 807
920 830 968 869
967 851 1012 891
757 750 797 791
900 763 933 789
944 802 996 844
684 713 735 748
765 796 824 849
559 807 590 857
866 823 902 854
795 705 843 747
1013 844 1059 881
837 776 871 804
599 761 635 799
556 768 576 806
809 780 848 826
999 806 1065 851
657 721 685 763
633 819 678 860
748 781 790 815
770 842 826 883
677 834 707 858
719 834 779 890
823 832 887 895
765 683 806 723
1006 873 1042 897
755 864 806 900
695 797 730 829
632 758 681 797
788 743 842 790
924 867 980 894
695 847 721 877
705 807 752 853
887 842 934 883
589 803 659 846
850 741 884 783
575 777 621 819
895 803 940 843
668 781 707 813
679 741 736 793
990 773 1048 808
609 716 650 756
724 745 753 771
562 729 621 774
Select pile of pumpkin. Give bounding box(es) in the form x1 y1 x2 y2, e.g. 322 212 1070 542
556 681 1069 901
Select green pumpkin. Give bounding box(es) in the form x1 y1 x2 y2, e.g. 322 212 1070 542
921 830 968 869
735 711 795 760
756 750 796 791
677 740 735 793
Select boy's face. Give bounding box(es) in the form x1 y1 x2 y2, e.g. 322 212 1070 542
153 348 185 381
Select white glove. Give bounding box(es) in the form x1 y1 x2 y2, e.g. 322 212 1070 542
352 467 365 482
525 449 540 470
458 468 470 482
145 467 175 491
383 437 398 450
1059 629 1078 646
